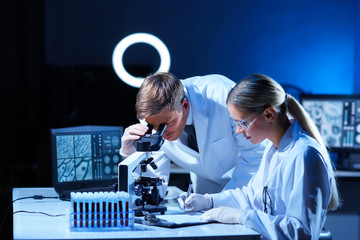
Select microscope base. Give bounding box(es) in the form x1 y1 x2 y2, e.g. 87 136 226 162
134 205 167 217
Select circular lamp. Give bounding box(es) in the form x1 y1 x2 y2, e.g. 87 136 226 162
112 33 171 88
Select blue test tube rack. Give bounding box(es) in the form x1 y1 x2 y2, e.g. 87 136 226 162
68 191 134 231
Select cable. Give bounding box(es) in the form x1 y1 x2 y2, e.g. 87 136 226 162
13 195 58 203
13 210 65 217
0 195 61 232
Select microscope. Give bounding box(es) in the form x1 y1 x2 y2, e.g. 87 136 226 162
118 124 168 216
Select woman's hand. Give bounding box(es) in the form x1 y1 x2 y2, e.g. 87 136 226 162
177 193 213 212
201 206 246 224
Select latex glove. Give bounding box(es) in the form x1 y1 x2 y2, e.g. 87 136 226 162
177 193 213 212
120 123 148 158
176 192 188 210
201 206 246 224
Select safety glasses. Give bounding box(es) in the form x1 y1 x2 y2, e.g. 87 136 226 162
234 111 262 131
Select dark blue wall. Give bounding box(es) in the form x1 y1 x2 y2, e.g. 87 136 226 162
45 0 359 94
355 1 360 94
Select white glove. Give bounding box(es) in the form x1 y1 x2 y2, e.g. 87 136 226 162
201 206 246 224
177 193 213 212
120 123 148 157
176 192 188 210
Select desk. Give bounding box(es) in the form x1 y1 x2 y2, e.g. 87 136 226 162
335 170 360 178
13 188 260 239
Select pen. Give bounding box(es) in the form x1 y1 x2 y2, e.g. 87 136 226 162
186 181 193 198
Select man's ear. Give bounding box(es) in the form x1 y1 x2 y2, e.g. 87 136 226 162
181 97 190 110
264 106 276 122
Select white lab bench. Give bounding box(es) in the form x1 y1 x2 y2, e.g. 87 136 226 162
12 187 260 240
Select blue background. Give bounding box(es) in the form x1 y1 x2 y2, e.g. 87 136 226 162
45 0 359 95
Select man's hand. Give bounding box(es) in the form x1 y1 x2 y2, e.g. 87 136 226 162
120 123 148 157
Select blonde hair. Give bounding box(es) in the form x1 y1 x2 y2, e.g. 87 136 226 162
136 72 185 119
227 73 340 211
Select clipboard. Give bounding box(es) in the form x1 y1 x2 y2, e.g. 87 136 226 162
135 212 217 228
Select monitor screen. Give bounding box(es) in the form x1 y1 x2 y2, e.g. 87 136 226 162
300 95 360 153
50 125 123 196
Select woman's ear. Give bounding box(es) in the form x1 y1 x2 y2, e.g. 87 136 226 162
264 106 276 123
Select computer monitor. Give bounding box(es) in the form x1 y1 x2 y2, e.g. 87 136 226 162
300 95 360 154
50 125 123 197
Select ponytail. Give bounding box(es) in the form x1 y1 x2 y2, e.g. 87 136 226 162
286 95 341 211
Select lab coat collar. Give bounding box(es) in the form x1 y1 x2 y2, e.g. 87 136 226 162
184 87 194 125
277 119 302 153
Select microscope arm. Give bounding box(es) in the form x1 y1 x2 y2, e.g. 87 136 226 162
118 151 170 198
118 152 147 193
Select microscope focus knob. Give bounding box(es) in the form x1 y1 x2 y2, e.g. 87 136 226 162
134 184 144 196
135 198 144 206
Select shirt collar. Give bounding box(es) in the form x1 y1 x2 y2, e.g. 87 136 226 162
184 87 193 125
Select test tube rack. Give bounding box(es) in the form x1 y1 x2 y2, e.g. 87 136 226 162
68 191 134 231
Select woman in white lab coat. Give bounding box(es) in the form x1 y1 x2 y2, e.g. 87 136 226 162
182 74 340 239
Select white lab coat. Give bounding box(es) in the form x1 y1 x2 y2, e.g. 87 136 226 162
210 121 332 240
160 74 267 194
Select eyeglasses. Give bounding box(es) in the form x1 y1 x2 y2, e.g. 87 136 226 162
234 111 261 131
262 186 273 214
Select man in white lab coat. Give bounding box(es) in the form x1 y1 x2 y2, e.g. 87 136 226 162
120 72 267 194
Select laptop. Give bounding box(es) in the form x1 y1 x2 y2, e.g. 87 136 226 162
50 125 123 198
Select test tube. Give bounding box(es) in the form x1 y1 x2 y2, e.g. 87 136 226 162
88 192 94 227
96 192 101 227
116 191 122 227
125 192 129 227
101 192 107 227
107 192 112 227
93 192 99 228
70 192 76 228
82 192 89 227
118 191 124 226
78 192 84 228
111 192 117 227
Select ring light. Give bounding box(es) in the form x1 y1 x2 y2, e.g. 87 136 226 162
112 33 171 88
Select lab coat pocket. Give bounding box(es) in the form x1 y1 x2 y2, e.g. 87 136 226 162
262 185 281 215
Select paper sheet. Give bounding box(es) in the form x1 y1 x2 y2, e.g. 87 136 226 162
155 212 207 224
135 212 215 228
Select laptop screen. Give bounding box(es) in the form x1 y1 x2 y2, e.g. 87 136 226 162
50 125 123 197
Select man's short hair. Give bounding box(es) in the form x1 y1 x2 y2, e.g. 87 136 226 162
136 72 185 119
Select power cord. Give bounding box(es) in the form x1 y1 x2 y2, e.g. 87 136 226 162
13 210 65 217
0 195 65 232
